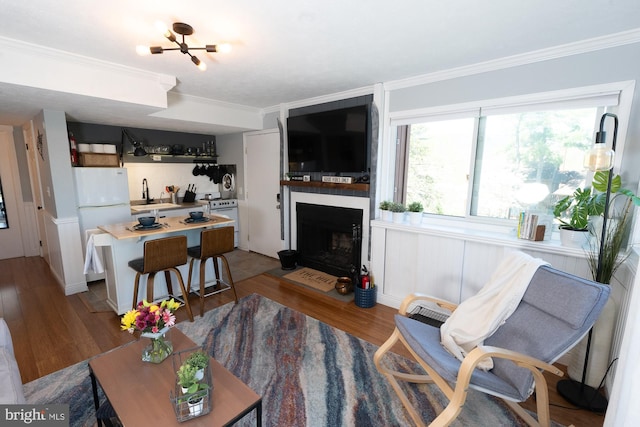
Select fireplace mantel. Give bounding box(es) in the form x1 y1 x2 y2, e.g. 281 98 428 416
281 180 369 192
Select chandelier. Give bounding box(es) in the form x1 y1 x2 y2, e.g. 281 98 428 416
137 22 231 71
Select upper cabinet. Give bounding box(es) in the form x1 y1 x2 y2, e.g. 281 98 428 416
66 121 218 164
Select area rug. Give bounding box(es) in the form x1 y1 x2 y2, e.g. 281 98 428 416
23 294 548 427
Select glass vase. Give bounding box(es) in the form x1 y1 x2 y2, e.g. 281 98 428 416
141 326 173 363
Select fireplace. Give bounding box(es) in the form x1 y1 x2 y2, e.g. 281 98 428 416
296 203 363 277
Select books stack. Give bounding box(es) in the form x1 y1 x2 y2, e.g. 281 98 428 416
517 212 545 241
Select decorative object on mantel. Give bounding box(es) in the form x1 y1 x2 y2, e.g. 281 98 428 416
137 21 231 71
557 112 640 413
121 299 181 363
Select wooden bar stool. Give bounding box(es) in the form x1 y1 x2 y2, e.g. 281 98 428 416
186 226 238 316
128 235 194 322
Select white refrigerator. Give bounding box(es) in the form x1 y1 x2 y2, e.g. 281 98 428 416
74 167 132 282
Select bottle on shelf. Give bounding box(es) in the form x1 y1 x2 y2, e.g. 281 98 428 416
68 132 78 166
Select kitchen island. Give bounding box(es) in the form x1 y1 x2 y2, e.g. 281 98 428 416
94 214 234 314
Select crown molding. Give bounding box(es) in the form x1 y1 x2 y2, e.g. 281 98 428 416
384 28 640 91
0 36 176 89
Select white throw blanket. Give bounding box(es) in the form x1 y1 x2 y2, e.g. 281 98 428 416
83 229 105 275
440 251 549 370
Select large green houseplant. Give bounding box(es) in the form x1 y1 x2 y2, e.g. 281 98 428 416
587 171 640 284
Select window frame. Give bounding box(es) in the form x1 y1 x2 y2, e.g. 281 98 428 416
385 81 635 228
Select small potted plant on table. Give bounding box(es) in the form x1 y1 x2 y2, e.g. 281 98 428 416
176 362 210 417
185 350 209 380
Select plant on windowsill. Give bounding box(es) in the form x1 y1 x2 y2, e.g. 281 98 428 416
379 200 393 221
553 182 606 248
389 202 406 224
407 202 424 226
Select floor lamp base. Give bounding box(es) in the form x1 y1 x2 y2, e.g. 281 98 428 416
557 378 608 413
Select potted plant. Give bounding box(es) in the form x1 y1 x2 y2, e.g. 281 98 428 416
566 170 640 387
586 170 640 284
389 202 406 224
553 185 605 248
407 201 424 226
176 363 200 394
186 350 209 380
379 200 393 221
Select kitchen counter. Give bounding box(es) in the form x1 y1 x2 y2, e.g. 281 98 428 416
129 199 206 214
92 214 234 314
98 214 232 240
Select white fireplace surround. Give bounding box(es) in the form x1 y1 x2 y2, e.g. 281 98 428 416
290 192 370 271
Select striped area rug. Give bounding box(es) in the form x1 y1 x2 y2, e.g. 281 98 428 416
23 294 546 426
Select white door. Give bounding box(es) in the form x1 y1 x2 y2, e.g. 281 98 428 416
24 121 48 260
245 129 282 258
0 127 25 259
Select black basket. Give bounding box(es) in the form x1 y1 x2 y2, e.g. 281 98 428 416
170 347 212 422
355 286 376 308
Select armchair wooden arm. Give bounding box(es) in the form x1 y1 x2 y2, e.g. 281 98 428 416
398 293 458 316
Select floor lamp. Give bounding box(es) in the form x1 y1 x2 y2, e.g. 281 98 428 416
556 112 617 412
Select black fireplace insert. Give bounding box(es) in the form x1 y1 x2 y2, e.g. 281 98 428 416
296 203 363 277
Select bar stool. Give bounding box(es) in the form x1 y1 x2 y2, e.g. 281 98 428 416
186 226 238 316
128 235 194 322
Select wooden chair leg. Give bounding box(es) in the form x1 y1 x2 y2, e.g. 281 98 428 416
164 270 174 296
199 257 208 317
213 257 221 289
186 258 197 294
171 267 194 322
132 273 142 309
146 272 156 303
219 255 238 303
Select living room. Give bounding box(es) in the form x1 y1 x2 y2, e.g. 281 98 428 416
1 2 640 426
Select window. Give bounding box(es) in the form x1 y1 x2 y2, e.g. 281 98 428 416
391 85 624 222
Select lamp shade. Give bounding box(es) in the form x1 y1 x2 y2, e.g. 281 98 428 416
584 143 614 171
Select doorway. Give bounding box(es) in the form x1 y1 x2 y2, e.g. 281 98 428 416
0 127 25 259
244 129 282 258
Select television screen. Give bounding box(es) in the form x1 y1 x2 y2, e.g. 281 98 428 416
287 105 369 173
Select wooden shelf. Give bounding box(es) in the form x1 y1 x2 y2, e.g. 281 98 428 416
280 180 370 192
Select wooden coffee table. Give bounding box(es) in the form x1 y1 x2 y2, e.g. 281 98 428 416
89 328 262 426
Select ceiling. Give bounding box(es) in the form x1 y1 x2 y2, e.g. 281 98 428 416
1 0 640 135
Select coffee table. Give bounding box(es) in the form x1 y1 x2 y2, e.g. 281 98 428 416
89 328 262 426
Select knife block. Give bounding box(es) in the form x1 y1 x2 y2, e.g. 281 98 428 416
183 190 196 203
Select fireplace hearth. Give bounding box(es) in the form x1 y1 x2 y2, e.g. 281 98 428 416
296 203 363 277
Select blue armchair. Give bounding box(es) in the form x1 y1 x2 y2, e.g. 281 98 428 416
374 265 610 427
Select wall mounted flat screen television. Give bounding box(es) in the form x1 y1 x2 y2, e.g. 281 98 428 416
287 104 369 173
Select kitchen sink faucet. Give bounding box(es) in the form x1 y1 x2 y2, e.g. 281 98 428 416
142 178 154 204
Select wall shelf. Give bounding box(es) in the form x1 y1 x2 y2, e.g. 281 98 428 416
280 180 369 192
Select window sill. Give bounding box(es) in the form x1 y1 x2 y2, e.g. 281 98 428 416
371 218 590 259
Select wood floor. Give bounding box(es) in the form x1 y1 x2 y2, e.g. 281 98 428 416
0 254 605 426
